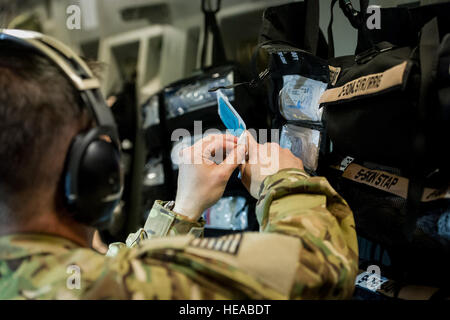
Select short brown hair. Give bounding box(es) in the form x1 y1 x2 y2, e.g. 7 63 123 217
0 43 89 217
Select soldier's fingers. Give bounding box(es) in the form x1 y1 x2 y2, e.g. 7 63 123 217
219 144 246 177
201 133 237 146
202 136 237 159
245 131 259 158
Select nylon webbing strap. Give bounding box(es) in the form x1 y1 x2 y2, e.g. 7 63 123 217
340 162 450 202
436 34 450 178
356 270 448 300
404 17 440 240
201 0 226 68
327 0 339 59
327 0 372 58
303 0 320 56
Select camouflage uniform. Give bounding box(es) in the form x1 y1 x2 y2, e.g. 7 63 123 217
0 169 358 299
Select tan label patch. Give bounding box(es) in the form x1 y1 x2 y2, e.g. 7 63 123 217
342 163 450 202
328 65 341 86
319 61 408 104
342 163 409 198
421 187 450 202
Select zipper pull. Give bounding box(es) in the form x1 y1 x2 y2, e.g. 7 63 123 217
208 68 270 92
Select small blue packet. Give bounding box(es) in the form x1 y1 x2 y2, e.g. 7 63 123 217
216 90 248 172
217 90 246 137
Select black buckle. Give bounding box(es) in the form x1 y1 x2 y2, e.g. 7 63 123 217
355 44 395 64
339 0 362 29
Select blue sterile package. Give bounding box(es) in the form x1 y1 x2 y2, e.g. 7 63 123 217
280 124 321 171
279 75 327 121
217 90 246 137
216 90 248 178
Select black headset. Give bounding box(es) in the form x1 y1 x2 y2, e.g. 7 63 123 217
0 29 123 229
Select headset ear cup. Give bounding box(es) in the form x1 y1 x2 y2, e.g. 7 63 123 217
64 133 86 210
64 128 123 229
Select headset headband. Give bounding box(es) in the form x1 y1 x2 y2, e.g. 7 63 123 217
0 29 117 135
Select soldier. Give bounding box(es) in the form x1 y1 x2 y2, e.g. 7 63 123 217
0 31 358 299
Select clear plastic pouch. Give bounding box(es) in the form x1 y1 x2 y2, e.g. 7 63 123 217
280 124 321 171
142 95 160 129
202 196 248 230
143 155 164 187
279 74 327 121
165 71 234 119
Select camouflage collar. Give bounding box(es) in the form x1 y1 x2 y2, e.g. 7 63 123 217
0 233 83 260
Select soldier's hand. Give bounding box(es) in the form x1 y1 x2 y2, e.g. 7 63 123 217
239 131 304 199
91 230 108 254
173 134 246 221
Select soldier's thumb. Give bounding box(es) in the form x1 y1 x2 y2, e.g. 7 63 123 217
220 144 246 176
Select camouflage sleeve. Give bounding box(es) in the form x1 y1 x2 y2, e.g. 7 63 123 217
255 168 359 299
106 168 358 299
107 201 205 255
143 201 205 238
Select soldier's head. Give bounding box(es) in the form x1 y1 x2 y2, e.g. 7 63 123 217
0 42 91 226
